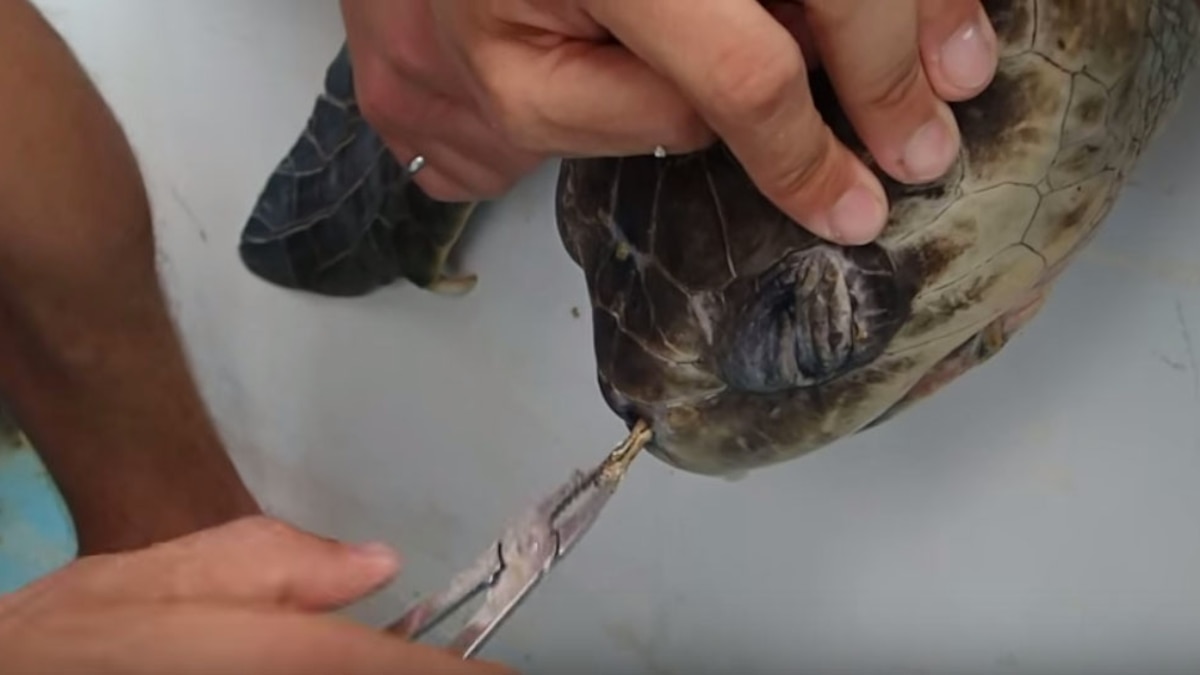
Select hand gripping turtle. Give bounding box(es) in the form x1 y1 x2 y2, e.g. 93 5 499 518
238 0 1200 653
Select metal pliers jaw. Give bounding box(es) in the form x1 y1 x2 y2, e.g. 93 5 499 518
386 421 652 658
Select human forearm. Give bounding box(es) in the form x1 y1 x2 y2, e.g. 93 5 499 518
0 0 257 554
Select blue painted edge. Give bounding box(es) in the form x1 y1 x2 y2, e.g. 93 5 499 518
0 438 78 595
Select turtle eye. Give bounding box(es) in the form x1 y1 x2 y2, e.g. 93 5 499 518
716 244 912 393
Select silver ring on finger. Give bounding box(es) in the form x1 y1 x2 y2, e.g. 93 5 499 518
406 155 427 175
653 145 668 159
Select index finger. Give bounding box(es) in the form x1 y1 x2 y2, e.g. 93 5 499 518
586 0 888 244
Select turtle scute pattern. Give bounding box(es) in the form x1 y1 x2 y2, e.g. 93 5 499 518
556 0 1200 476
239 46 478 298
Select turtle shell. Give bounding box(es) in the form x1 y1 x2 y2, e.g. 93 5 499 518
555 0 1200 476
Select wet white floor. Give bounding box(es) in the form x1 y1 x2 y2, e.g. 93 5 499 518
18 1 1200 672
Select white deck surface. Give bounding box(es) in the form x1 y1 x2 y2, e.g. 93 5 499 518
27 1 1200 672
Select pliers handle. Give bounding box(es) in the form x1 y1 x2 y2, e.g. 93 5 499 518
386 420 652 658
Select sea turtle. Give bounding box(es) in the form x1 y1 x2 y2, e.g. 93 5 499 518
239 51 480 297
240 0 1200 477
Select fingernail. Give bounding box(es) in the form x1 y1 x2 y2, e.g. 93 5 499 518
351 541 400 566
902 105 959 182
826 182 887 244
940 12 997 91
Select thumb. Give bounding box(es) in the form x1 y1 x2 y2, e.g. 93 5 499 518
83 516 401 612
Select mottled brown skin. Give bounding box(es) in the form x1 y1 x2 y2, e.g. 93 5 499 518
556 0 1200 476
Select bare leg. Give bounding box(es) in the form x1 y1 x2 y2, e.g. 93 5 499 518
0 0 258 554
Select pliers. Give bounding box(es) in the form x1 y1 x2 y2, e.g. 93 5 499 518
386 420 652 658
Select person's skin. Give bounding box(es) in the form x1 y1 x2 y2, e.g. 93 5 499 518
0 4 507 671
0 0 258 554
0 516 514 674
341 0 999 244
0 0 998 670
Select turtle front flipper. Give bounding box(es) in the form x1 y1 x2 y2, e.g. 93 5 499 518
239 44 479 298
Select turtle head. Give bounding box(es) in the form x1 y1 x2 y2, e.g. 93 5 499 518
715 243 915 393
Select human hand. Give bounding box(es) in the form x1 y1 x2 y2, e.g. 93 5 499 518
0 516 514 675
340 0 545 203
346 0 996 244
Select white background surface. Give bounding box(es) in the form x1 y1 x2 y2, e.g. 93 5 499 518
32 1 1200 672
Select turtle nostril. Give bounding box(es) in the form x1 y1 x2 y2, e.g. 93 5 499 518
715 244 914 393
598 373 642 428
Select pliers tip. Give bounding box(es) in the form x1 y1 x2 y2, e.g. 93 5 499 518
385 420 654 658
